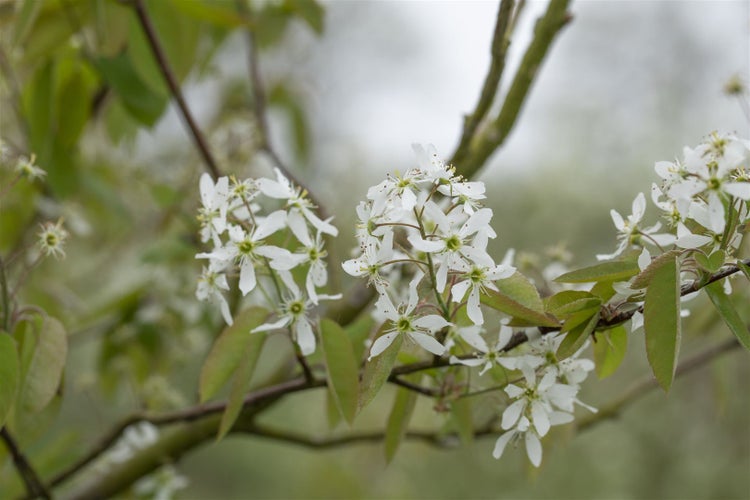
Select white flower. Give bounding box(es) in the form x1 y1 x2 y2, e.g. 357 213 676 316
450 260 515 325
492 416 546 467
597 192 674 261
37 219 69 259
409 203 497 291
252 276 341 356
342 230 396 292
196 212 296 295
197 173 229 245
450 321 516 374
15 154 46 181
293 227 329 304
368 272 450 360
196 263 233 325
257 168 338 237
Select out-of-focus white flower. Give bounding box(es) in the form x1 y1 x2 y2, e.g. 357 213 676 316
37 219 69 259
196 263 233 325
15 154 46 181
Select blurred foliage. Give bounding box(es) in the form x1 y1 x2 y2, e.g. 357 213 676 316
0 0 748 499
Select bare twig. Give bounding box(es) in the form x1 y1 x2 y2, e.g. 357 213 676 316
577 337 743 431
451 0 515 168
1 427 51 499
236 2 325 213
128 0 221 179
454 0 572 179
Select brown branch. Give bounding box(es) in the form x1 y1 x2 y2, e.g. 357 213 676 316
451 0 515 168
128 0 221 179
0 427 51 499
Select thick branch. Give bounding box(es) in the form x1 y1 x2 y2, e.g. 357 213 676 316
451 0 515 168
1 427 51 499
454 0 572 179
129 0 221 179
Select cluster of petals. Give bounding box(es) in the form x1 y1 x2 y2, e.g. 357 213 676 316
194 171 338 355
343 145 515 340
490 333 596 467
599 133 750 262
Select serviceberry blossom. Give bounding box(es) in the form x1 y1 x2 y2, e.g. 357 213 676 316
596 192 674 261
252 272 341 356
37 219 69 259
195 171 338 329
449 321 516 375
368 272 450 360
15 154 46 181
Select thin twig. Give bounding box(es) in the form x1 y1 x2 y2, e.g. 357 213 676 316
236 2 325 212
1 427 51 499
577 337 742 431
128 0 221 179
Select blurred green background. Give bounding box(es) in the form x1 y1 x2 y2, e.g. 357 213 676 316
1 0 748 498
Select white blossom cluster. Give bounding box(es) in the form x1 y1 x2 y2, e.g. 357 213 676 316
195 170 340 356
343 145 515 360
451 321 596 467
598 132 750 261
491 333 595 467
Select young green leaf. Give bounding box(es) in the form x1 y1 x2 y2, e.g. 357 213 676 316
631 250 681 289
217 331 267 441
738 261 750 281
320 319 359 425
554 259 639 284
358 329 403 413
557 311 599 360
495 272 545 313
0 333 20 428
199 307 269 403
593 326 628 379
384 378 419 463
481 289 560 328
705 281 750 351
19 316 68 414
546 290 601 318
643 254 681 391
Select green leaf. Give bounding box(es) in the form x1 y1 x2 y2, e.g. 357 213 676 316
546 290 601 317
557 311 599 360
0 333 20 428
705 281 750 351
325 387 342 430
320 319 359 425
217 330 267 441
560 307 600 334
12 0 42 47
643 254 681 391
554 259 639 284
593 325 628 378
56 59 98 148
481 289 559 328
199 307 269 403
630 250 682 289
358 329 403 412
19 316 67 413
738 261 750 281
495 272 545 313
384 377 419 463
170 0 251 28
93 52 168 126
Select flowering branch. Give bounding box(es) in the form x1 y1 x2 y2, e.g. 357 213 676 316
127 0 222 180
